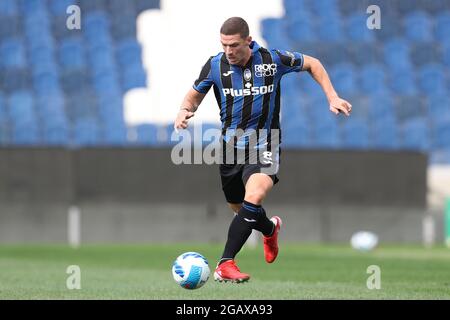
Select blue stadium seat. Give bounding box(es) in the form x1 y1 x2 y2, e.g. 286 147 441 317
135 0 160 12
108 0 136 15
345 13 375 42
370 117 399 150
432 116 450 149
0 16 21 40
410 42 440 67
359 64 388 94
389 69 417 95
340 118 369 150
348 43 380 66
435 11 450 43
282 120 311 148
383 38 413 72
0 0 18 16
400 118 430 151
19 0 46 14
48 0 77 16
72 118 101 146
122 64 147 91
88 47 116 75
1 69 29 93
426 94 450 123
132 124 159 145
33 71 61 95
418 63 447 96
261 18 292 49
285 13 315 42
110 12 137 40
103 119 128 146
116 38 143 67
374 13 403 41
395 95 425 122
78 0 107 12
8 91 35 126
312 113 340 149
0 38 26 69
316 18 344 42
404 11 433 42
441 42 450 67
59 38 86 71
92 70 121 94
367 94 396 123
330 63 357 95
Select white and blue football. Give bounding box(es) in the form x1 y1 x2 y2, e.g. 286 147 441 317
172 252 210 289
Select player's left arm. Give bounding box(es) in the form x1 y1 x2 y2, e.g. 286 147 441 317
302 55 352 116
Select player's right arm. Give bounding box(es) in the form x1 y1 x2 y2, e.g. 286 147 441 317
174 57 214 130
174 88 206 130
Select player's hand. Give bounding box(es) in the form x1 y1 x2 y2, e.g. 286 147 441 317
174 109 195 130
329 96 352 116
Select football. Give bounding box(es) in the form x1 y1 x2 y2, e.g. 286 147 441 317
172 252 210 289
350 231 379 252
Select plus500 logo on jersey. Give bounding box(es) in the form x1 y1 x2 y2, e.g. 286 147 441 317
255 63 277 77
222 84 274 97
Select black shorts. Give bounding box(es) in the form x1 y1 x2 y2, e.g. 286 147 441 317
219 148 280 204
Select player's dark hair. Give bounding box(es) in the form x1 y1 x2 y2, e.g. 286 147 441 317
220 17 250 39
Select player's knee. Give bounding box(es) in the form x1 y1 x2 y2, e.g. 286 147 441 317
244 190 267 205
228 203 242 214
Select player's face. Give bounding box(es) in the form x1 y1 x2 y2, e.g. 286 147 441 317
220 34 252 66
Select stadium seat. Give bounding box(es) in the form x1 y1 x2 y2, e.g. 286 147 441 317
418 63 447 96
261 18 292 49
370 117 399 150
358 64 388 94
312 114 340 149
345 13 375 42
383 38 413 73
330 63 357 96
132 124 159 145
282 120 312 148
431 116 450 149
404 11 433 42
59 38 86 71
388 69 417 95
0 38 26 69
48 0 77 16
435 11 450 43
0 0 18 16
410 42 440 67
316 18 344 42
116 38 143 67
340 118 369 150
426 94 450 123
394 95 426 123
400 118 430 151
72 118 101 146
285 13 315 43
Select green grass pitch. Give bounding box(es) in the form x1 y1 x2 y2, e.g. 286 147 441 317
0 243 449 299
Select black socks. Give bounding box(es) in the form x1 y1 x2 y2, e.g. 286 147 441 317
220 200 275 264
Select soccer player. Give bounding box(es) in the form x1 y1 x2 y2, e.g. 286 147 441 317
174 17 351 283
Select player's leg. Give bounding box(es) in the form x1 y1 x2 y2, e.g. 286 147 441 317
228 203 242 215
215 165 251 282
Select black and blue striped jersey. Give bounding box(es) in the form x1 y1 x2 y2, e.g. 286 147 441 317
193 41 304 149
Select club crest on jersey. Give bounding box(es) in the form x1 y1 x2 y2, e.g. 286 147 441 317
244 68 252 81
254 63 277 77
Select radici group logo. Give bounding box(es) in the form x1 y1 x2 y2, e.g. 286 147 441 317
254 63 277 77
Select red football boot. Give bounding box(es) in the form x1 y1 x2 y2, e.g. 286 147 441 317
214 260 250 283
263 216 282 263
